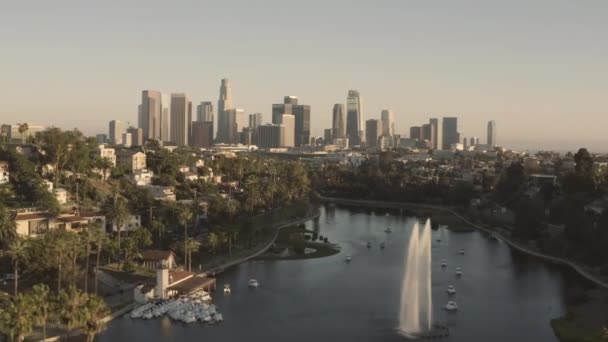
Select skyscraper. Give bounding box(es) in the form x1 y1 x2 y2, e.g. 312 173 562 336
442 117 459 150
160 94 171 143
109 120 126 145
197 102 214 122
170 93 190 146
217 79 233 143
487 120 497 147
421 124 433 142
249 113 263 129
127 127 143 147
140 90 162 142
380 110 395 137
429 118 442 150
281 114 295 147
346 90 362 146
225 108 245 144
366 119 380 148
332 104 346 140
257 124 283 149
191 121 213 148
272 96 297 124
272 96 310 147
410 126 422 140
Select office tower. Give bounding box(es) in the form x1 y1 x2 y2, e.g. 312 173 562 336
463 137 468 150
380 110 395 137
487 120 497 147
409 126 422 140
429 118 442 150
257 124 283 149
225 108 245 144
473 136 480 145
140 90 162 141
109 120 126 145
272 96 296 124
469 137 475 147
365 119 380 148
122 132 132 147
421 124 433 142
191 121 213 148
284 96 298 105
96 134 107 144
127 127 143 146
280 114 295 147
160 94 171 142
332 104 346 139
442 117 458 150
249 113 263 129
196 101 214 122
292 104 310 146
217 79 233 143
324 129 333 144
170 93 190 146
240 128 254 145
346 90 362 145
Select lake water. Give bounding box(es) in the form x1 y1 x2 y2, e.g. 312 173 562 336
97 205 590 342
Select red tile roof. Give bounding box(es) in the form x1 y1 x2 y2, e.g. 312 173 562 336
141 250 175 262
15 213 53 221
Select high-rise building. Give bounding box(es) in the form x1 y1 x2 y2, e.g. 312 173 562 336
249 113 263 129
284 96 298 105
122 132 132 148
487 120 497 147
170 93 190 146
96 134 107 144
429 118 442 150
463 137 469 150
380 110 395 137
271 96 309 146
217 79 233 143
410 126 422 140
280 114 295 147
346 90 362 146
257 124 283 149
127 127 143 147
324 128 333 144
225 108 245 144
332 104 346 139
240 128 254 145
160 94 171 143
140 90 162 142
365 119 380 149
421 124 433 142
109 120 126 145
191 121 213 148
197 102 214 123
442 117 458 150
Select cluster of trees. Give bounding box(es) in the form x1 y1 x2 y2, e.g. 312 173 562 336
0 284 109 342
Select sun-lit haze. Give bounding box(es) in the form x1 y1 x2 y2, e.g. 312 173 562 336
1 0 607 152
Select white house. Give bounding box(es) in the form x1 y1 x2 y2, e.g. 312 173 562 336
0 161 9 184
54 188 67 204
117 150 146 171
132 169 154 186
98 145 117 167
145 185 176 201
111 214 142 233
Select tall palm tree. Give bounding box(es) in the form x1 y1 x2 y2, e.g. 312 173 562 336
177 206 193 269
52 233 69 292
0 206 17 250
92 229 108 295
184 238 201 272
58 285 88 340
7 238 28 296
0 293 33 342
81 228 95 292
104 194 130 250
30 283 51 341
83 294 110 342
150 221 166 248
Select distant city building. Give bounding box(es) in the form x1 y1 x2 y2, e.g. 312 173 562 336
442 117 458 150
463 137 469 150
240 127 254 146
109 120 126 145
365 119 380 149
191 121 214 148
248 113 263 129
380 110 395 137
122 132 132 147
324 128 333 144
257 124 283 149
332 104 346 139
140 90 162 141
196 102 214 122
160 93 171 142
346 90 363 146
280 114 295 147
334 137 349 149
4 124 46 142
217 79 233 143
170 93 191 146
421 123 432 142
127 127 143 147
410 126 422 140
487 120 497 147
96 134 107 144
272 96 310 146
225 108 245 144
429 118 442 150
470 137 476 147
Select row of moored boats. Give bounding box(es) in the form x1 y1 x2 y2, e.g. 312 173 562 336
130 290 223 324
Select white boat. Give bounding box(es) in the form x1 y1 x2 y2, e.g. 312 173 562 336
224 284 231 294
215 313 224 322
459 249 465 255
248 279 259 287
455 267 462 276
345 255 352 262
446 285 456 295
441 259 447 267
445 301 458 311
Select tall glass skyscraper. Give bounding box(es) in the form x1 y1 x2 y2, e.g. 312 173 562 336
442 117 458 150
140 90 162 142
487 120 497 147
332 103 345 139
346 90 362 146
217 79 233 143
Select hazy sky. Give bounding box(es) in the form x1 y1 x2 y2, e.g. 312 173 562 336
1 0 607 152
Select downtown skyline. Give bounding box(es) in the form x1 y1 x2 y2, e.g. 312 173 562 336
1 1 607 152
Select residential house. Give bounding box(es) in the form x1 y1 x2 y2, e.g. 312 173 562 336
110 214 142 233
132 169 154 186
140 250 177 271
145 185 176 201
54 188 67 204
117 150 146 172
98 145 117 167
15 211 54 237
0 161 8 184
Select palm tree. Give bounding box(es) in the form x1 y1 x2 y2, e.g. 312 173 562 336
96 157 114 182
184 238 201 272
0 206 17 250
52 233 69 292
150 221 167 248
91 229 108 295
177 206 193 269
18 123 29 144
83 294 110 342
58 285 88 340
207 232 222 255
7 238 28 295
30 283 51 341
0 293 33 342
81 228 95 292
104 194 130 250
